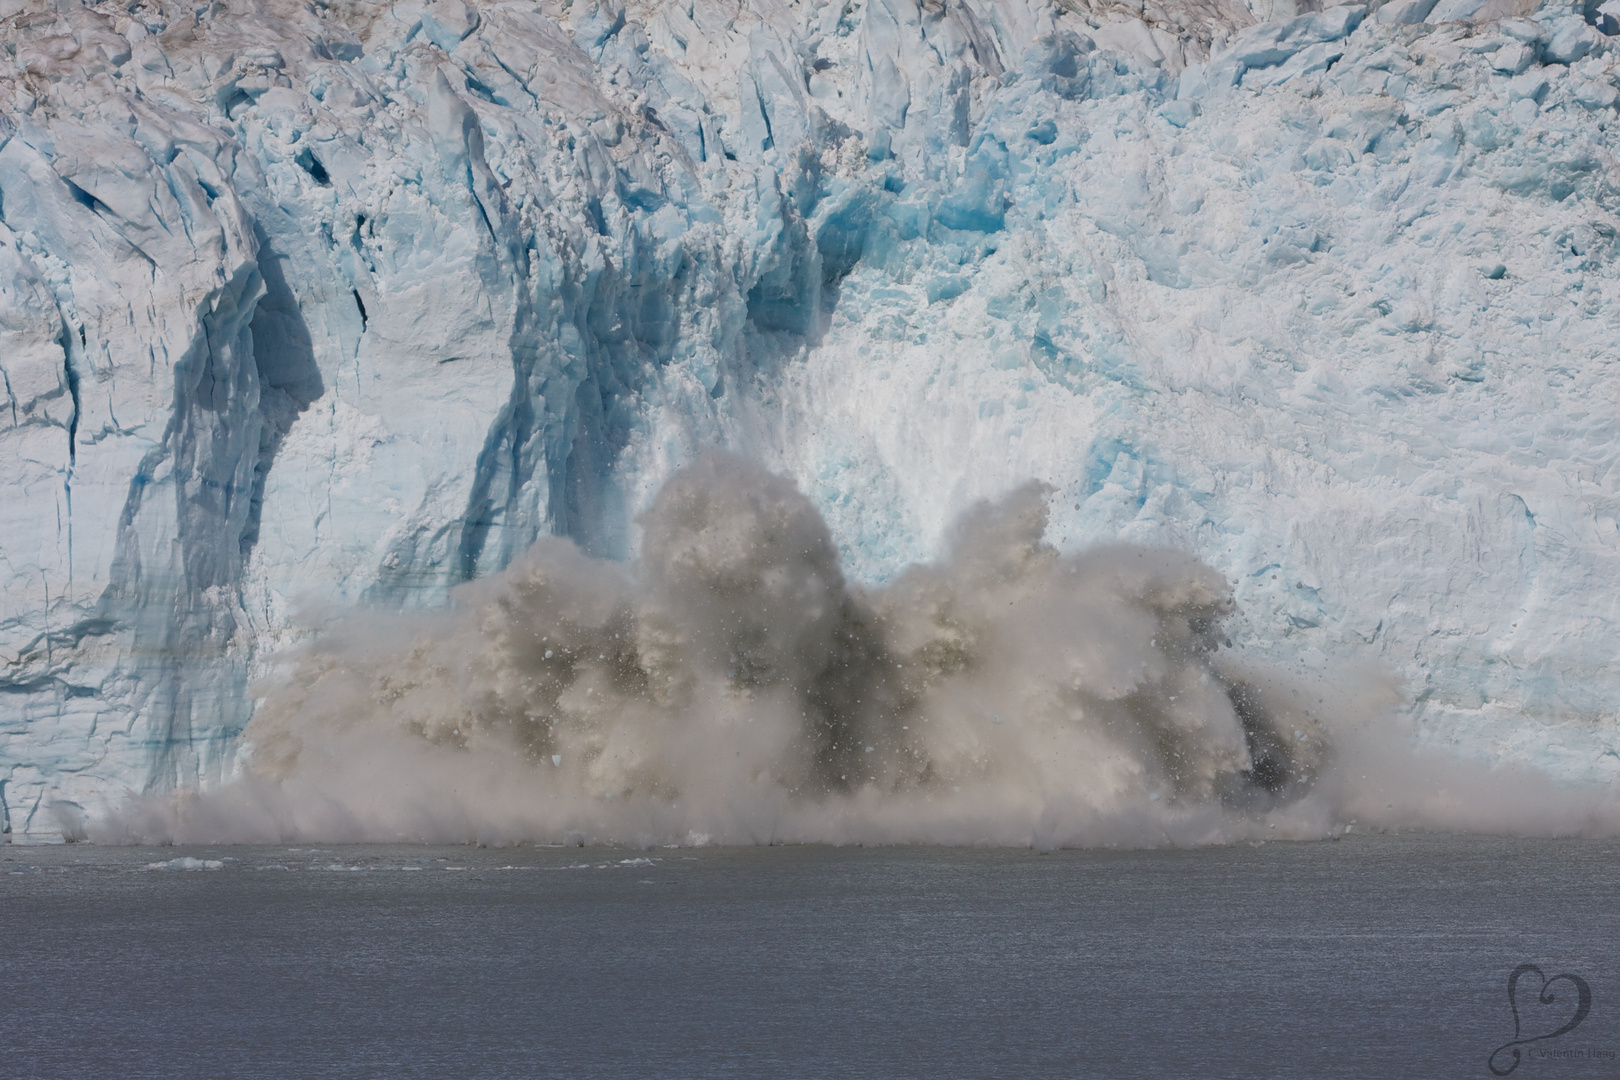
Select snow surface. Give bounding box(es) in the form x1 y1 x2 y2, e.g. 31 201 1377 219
2 0 1620 838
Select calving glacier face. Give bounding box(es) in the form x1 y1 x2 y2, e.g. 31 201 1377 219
0 0 1617 839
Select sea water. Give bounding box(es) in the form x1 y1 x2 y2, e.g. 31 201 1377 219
4 834 1617 1079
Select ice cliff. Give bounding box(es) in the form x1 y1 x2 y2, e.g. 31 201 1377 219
3 0 1620 839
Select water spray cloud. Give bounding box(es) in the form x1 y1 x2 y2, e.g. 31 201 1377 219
97 454 1620 846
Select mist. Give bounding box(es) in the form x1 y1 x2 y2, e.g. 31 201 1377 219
91 453 1620 847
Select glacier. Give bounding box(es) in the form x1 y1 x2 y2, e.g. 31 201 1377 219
3 0 1620 840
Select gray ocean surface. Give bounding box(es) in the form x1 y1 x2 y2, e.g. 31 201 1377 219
4 834 1617 1079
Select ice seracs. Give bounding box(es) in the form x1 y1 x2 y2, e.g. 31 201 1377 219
2 0 1620 838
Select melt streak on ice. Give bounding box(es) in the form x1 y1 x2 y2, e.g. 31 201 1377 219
1 0 1619 839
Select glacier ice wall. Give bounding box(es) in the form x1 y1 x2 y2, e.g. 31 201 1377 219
2 0 1619 838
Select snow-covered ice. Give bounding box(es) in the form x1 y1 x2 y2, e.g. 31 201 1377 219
2 0 1620 839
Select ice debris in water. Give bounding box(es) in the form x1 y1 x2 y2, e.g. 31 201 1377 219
146 857 224 871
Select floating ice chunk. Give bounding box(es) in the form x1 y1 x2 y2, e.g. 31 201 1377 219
146 858 223 871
